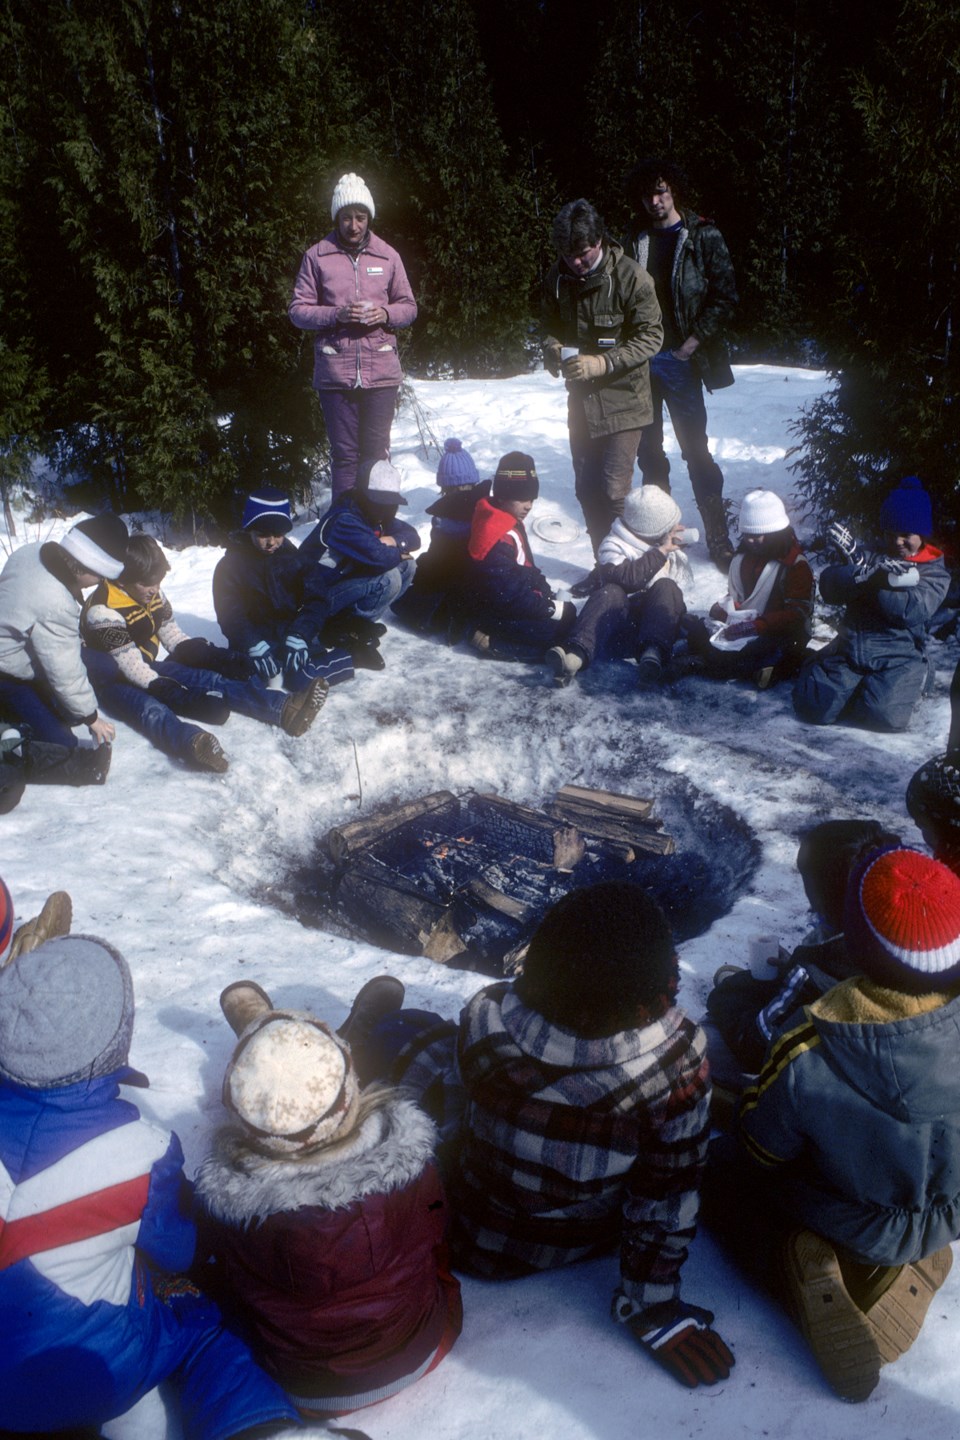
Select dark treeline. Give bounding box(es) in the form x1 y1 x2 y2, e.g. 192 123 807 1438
0 0 957 530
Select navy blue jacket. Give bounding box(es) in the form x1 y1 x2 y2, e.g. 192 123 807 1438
212 536 327 650
463 499 556 623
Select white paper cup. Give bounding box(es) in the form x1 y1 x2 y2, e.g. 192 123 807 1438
749 934 780 979
560 346 578 362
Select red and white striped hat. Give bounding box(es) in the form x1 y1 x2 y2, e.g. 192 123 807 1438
847 847 960 993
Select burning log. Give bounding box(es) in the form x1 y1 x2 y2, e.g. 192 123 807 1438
326 791 459 866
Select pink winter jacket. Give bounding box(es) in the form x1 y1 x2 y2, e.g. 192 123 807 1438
289 230 417 391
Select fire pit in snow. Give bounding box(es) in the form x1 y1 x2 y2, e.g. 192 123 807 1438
284 781 760 977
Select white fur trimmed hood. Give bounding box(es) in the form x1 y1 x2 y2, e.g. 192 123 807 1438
194 1091 438 1227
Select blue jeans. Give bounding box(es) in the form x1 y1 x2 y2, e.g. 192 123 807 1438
323 559 415 623
0 676 80 747
84 653 288 760
637 351 724 508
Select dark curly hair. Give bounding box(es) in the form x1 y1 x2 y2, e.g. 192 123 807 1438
625 157 690 210
515 881 678 1038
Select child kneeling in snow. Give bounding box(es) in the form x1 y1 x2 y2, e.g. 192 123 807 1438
684 488 812 687
357 881 734 1391
193 979 462 1423
546 487 694 686
705 848 960 1403
460 451 575 660
0 918 310 1440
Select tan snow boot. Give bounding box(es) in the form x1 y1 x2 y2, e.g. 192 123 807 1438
7 891 73 963
780 1228 882 1402
862 1244 954 1363
220 980 274 1036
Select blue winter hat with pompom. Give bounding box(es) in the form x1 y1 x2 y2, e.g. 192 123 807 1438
436 438 480 488
879 476 933 537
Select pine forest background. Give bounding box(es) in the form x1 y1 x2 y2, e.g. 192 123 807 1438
1 0 957 535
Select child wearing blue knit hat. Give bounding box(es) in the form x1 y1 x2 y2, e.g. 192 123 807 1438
794 475 949 731
392 437 490 635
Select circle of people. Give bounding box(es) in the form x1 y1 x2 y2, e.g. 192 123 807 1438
1 165 960 1438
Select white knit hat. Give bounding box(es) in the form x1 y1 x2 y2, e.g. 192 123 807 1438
622 486 681 540
222 1010 360 1155
330 173 376 221
60 514 129 580
738 489 790 536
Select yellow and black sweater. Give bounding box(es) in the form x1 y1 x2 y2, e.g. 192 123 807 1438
82 583 189 689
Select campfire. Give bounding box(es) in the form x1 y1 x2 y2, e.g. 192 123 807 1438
278 783 759 976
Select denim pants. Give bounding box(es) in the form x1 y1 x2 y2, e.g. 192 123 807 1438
637 351 724 508
0 676 80 748
322 559 415 623
318 386 399 497
84 653 288 760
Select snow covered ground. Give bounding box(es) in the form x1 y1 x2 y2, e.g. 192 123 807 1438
4 365 960 1439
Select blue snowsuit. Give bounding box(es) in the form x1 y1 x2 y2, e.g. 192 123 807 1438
793 545 950 731
0 1070 299 1438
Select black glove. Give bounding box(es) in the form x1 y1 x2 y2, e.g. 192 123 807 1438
626 1298 735 1389
149 678 230 725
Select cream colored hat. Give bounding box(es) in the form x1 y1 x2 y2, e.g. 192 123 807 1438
330 172 375 221
738 489 790 535
222 1010 360 1155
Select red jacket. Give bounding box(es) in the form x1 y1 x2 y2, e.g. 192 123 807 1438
194 1094 461 1409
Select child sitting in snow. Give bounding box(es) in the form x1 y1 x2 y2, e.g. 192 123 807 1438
460 451 575 660
684 488 812 687
0 914 308 1440
193 977 462 1422
793 475 950 732
706 847 960 1404
82 535 330 774
391 437 489 635
704 817 900 1104
546 486 694 686
357 881 735 1392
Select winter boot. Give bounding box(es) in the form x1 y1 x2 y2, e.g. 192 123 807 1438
25 739 112 786
188 731 229 773
281 676 329 737
636 646 664 686
546 646 584 687
220 979 274 1035
856 1245 954 1363
470 629 492 654
173 687 231 726
337 975 405 1083
8 891 73 963
780 1228 882 1402
350 642 386 672
700 495 735 573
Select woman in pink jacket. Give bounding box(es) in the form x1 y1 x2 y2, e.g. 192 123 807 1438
289 174 417 497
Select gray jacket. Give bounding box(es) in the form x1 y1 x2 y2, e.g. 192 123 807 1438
0 543 98 724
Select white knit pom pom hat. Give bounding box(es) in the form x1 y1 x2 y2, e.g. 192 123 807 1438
331 173 375 221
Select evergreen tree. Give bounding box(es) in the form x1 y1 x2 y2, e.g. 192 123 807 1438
1 0 364 518
324 0 535 378
792 0 960 531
